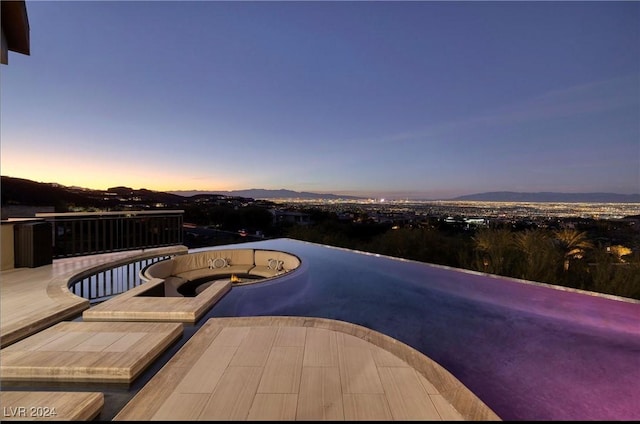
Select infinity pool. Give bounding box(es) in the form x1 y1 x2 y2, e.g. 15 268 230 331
194 238 640 421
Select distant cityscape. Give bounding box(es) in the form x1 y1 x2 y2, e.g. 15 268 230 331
169 188 640 204
2 175 638 224
2 175 638 299
273 198 640 222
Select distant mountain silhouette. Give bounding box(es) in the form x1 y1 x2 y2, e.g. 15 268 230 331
1 176 94 207
4 176 637 206
1 176 362 211
451 191 640 203
1 176 190 209
105 185 187 204
170 188 364 200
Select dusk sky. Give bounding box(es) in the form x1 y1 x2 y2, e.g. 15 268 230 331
2 1 639 200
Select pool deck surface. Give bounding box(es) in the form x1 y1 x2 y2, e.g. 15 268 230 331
0 246 496 421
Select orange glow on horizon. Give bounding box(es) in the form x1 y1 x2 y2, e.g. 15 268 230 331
3 148 430 197
1 153 242 192
1 169 243 193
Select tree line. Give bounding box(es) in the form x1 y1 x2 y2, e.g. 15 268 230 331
283 219 640 301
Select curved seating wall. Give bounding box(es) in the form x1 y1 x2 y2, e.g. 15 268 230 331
142 248 301 296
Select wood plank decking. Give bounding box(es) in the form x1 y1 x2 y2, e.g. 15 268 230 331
114 317 479 421
0 321 183 384
0 246 187 348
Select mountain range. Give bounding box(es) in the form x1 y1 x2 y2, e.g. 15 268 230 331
450 191 640 203
172 189 640 203
2 176 639 205
169 189 363 200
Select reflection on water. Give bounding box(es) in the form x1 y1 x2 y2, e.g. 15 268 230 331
196 238 640 421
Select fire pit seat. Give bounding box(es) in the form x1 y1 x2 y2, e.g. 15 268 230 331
142 248 301 295
248 249 302 278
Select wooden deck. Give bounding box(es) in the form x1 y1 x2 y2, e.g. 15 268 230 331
0 321 182 384
0 246 187 348
0 250 500 421
114 316 486 421
82 278 231 323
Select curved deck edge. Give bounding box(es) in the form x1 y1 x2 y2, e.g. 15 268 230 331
211 316 501 421
115 316 500 421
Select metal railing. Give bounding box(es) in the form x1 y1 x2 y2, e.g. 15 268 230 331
68 255 173 304
36 210 184 259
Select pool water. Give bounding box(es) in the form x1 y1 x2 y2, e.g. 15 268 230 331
193 238 640 421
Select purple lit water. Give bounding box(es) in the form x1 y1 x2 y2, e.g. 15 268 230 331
196 238 640 421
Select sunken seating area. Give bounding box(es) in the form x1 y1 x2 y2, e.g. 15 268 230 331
141 248 302 296
81 248 301 323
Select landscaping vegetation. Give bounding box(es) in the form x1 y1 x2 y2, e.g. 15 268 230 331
282 215 640 301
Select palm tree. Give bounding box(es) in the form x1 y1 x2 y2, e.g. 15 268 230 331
472 227 514 275
513 229 556 281
553 228 593 272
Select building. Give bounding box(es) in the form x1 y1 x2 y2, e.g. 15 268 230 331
270 208 312 226
1 0 30 65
